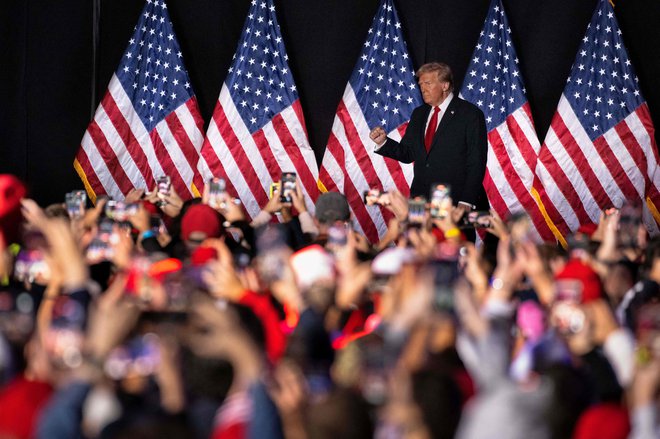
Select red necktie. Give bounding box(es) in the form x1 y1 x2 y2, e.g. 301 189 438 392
424 106 440 152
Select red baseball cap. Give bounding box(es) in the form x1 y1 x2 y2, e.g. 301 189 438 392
555 259 603 303
180 204 223 242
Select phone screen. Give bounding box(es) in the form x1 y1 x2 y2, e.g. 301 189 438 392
157 176 171 195
105 333 161 380
463 211 491 228
280 172 297 203
14 250 50 283
429 184 451 219
364 188 387 206
207 178 228 210
46 291 89 368
619 201 642 248
156 176 172 207
407 197 427 226
86 219 116 264
65 190 87 219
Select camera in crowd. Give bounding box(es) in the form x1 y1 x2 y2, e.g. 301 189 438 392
429 183 452 219
65 190 87 219
207 177 229 211
280 172 297 203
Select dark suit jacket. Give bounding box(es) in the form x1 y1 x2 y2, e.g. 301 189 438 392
375 96 488 208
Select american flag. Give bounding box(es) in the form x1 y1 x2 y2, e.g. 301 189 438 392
459 0 557 243
75 0 204 202
318 0 421 243
198 0 319 219
535 0 660 237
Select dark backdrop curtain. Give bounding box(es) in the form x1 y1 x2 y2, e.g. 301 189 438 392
1 0 659 205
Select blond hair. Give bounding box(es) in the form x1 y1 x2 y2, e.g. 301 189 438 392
416 62 453 91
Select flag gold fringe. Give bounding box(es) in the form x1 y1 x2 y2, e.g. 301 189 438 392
646 196 660 226
530 186 567 248
191 182 201 198
73 158 98 204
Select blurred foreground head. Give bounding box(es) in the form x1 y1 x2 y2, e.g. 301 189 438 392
314 192 350 225
0 175 27 245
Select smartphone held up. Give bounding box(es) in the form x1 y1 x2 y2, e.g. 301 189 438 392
207 178 229 211
462 211 492 229
156 175 171 207
279 172 297 204
429 183 452 219
363 188 390 207
407 196 427 227
65 190 87 219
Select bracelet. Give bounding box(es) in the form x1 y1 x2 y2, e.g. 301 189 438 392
62 285 89 296
444 227 461 239
140 230 156 240
595 257 618 266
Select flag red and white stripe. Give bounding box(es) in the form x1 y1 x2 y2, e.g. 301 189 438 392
482 103 557 242
197 0 318 219
199 88 318 220
460 0 557 243
320 86 414 241
537 98 660 236
318 0 422 243
534 0 660 238
75 0 204 202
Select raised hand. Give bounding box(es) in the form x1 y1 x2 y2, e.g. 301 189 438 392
369 126 387 145
201 238 246 302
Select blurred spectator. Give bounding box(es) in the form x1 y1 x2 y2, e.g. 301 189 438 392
0 175 659 439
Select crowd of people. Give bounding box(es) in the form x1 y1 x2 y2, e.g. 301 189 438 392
0 172 659 439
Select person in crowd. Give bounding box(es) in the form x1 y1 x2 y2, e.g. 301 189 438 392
2 171 660 439
369 62 488 209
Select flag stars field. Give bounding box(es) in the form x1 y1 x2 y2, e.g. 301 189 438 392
534 0 660 239
460 0 556 242
76 0 206 202
319 0 422 242
197 0 319 220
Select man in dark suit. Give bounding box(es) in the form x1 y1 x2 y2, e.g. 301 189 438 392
370 62 488 209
